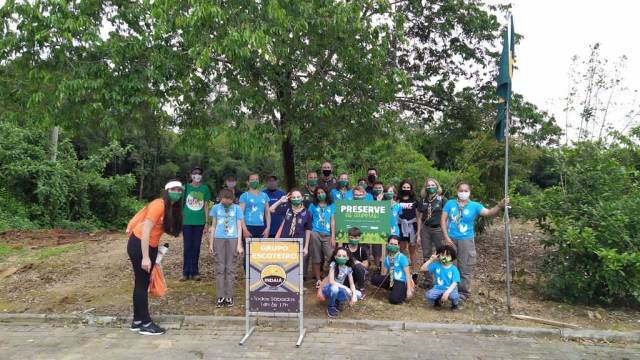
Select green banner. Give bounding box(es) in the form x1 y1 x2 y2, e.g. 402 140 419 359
334 200 391 244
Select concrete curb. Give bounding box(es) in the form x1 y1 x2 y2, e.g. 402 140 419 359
1 313 638 343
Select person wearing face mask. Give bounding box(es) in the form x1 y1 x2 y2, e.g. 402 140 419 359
385 185 403 238
369 181 386 268
397 180 419 282
342 227 369 295
318 161 337 190
441 182 508 300
208 189 244 308
263 175 286 237
354 183 374 200
302 170 319 208
127 181 184 335
370 235 414 304
416 178 447 288
239 173 271 271
330 173 353 201
365 167 378 196
420 244 460 310
217 174 243 204
181 167 212 281
321 248 361 318
309 187 336 289
271 189 312 278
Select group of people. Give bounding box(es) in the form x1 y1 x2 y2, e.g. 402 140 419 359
125 161 508 335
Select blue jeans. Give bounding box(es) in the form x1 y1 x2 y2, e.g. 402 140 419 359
425 287 460 305
322 284 353 308
183 225 204 276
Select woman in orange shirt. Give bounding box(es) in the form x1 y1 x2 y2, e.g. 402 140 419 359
128 180 184 335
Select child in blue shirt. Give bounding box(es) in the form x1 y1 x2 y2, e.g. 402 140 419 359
370 235 414 304
321 247 361 318
421 244 461 310
208 189 244 308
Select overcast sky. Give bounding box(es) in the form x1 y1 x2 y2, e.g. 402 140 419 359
490 0 640 138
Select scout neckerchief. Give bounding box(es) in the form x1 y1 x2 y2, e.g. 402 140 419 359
388 253 396 288
425 193 438 221
318 203 328 228
288 205 305 237
455 200 469 226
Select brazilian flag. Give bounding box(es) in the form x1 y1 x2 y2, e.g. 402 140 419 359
495 16 515 142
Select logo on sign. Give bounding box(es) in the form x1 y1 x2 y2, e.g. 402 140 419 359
260 265 286 288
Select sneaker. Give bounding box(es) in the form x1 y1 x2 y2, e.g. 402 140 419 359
216 298 225 308
179 275 189 282
433 299 442 308
192 274 201 281
129 321 142 332
336 301 345 312
451 303 460 311
359 288 366 300
225 297 234 307
139 322 166 336
327 306 339 318
315 280 321 289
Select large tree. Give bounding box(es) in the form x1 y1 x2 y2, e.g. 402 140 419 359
152 0 407 189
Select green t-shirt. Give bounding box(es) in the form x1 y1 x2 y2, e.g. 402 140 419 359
183 183 212 225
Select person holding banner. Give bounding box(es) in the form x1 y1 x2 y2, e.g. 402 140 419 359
441 182 508 300
397 180 419 282
208 189 244 308
353 184 373 201
384 185 403 237
309 187 336 289
370 181 386 267
370 235 414 304
271 189 312 277
321 248 361 318
127 180 183 335
330 173 353 200
416 178 446 288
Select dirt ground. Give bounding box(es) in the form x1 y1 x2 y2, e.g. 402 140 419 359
1 222 639 330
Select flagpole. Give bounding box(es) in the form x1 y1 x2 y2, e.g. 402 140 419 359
504 13 513 314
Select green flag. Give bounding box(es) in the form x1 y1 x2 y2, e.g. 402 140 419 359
495 17 515 142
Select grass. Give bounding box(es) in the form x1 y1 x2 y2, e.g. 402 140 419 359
0 244 26 259
35 243 82 260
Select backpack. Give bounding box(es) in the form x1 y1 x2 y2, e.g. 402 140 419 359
126 205 149 235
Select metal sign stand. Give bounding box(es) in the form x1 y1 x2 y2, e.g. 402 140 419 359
239 237 306 347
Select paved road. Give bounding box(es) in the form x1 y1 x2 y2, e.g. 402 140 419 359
0 323 638 360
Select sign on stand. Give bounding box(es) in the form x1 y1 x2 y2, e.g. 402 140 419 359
240 238 305 347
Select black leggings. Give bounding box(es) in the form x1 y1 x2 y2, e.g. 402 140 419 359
371 273 407 304
127 235 158 323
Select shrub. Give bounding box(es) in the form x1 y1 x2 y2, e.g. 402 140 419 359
517 142 640 305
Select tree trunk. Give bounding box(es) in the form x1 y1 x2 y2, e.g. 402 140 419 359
281 135 296 191
138 160 145 201
50 126 59 161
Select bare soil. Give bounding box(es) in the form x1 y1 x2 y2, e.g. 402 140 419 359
1 222 638 330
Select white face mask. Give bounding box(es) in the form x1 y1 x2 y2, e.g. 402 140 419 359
192 174 202 183
457 191 470 201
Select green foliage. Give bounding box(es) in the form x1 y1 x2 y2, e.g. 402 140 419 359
516 141 640 305
0 123 136 230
